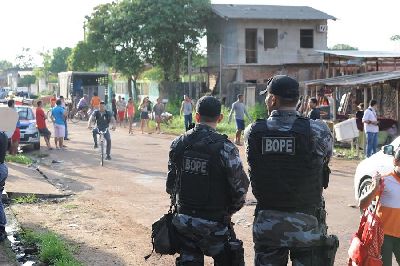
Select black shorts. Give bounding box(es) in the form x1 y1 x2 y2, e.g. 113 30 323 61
140 112 149 120
38 128 51 137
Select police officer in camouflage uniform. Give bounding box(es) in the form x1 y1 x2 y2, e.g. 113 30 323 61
166 96 249 265
244 75 338 265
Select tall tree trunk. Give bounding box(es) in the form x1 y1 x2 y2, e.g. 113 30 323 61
127 76 133 99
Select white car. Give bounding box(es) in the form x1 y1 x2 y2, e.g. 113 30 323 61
354 137 400 200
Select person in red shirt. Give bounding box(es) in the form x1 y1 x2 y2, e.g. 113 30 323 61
36 101 52 150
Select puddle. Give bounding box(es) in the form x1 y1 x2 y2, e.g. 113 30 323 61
5 207 38 265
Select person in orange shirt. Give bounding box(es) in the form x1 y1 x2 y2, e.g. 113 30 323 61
90 92 101 110
50 94 57 108
359 149 400 265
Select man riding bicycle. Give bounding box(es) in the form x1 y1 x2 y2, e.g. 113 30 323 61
88 101 116 160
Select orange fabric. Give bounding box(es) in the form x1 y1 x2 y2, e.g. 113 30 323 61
91 96 101 109
35 108 46 129
50 97 56 107
127 103 135 117
376 172 400 238
11 128 20 142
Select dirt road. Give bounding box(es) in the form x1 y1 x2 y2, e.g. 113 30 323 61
10 123 362 265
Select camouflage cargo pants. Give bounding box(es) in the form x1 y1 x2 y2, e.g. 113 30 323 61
172 214 231 265
253 209 327 266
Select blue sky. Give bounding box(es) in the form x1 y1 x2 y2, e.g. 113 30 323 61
1 0 399 65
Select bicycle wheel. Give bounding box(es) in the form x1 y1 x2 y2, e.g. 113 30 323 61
70 110 79 124
100 139 104 166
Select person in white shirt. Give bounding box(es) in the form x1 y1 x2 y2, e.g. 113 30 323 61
362 99 379 157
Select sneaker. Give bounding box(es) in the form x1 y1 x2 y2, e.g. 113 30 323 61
94 144 98 149
105 155 111 160
64 138 70 141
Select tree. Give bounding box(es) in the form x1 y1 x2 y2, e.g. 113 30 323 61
390 35 400 41
50 47 72 73
85 1 145 97
18 75 36 87
330 44 358 50
15 47 35 68
136 0 212 81
68 41 97 71
0 60 13 71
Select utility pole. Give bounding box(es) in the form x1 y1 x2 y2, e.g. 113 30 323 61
188 49 192 99
219 44 222 100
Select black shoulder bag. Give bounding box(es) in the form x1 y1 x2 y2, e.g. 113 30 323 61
145 134 193 260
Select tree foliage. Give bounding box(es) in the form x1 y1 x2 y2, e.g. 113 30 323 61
15 47 35 69
68 41 97 71
50 47 72 73
18 75 36 87
330 44 358 50
390 35 400 41
0 60 13 71
81 0 211 83
136 0 211 81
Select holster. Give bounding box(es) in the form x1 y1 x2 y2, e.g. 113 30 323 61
320 234 339 266
225 223 244 266
322 163 331 189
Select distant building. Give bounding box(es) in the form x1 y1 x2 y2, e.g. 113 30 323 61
206 4 336 100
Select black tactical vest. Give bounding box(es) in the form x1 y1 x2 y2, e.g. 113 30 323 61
176 129 231 222
248 117 323 212
94 110 111 131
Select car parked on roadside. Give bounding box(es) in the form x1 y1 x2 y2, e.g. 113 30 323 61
354 136 400 200
15 106 40 150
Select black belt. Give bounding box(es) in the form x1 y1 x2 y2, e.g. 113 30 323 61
178 206 227 223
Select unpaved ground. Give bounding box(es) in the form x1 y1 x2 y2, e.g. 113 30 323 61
10 123 362 265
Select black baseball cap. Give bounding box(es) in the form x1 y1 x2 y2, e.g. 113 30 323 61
196 96 221 117
100 101 105 105
260 75 299 99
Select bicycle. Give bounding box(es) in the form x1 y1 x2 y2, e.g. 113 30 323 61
69 107 90 123
97 128 109 166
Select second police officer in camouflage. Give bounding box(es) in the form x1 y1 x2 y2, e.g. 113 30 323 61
166 96 250 265
244 75 338 265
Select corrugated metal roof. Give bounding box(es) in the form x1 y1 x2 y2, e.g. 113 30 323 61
58 71 108 76
316 50 400 58
303 71 400 87
212 4 336 20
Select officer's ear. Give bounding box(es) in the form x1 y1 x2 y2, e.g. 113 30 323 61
195 112 201 123
217 113 224 124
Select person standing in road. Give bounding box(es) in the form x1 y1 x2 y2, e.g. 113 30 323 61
59 96 70 141
307 97 321 120
359 149 400 266
180 95 194 131
51 99 67 150
153 97 164 134
139 97 151 134
7 100 20 155
116 95 127 128
167 95 249 265
362 99 379 158
88 101 116 160
125 98 135 134
228 94 251 145
244 75 338 265
111 94 117 121
0 132 9 241
35 101 53 150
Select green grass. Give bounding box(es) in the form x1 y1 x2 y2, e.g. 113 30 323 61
20 229 82 266
64 204 79 210
152 103 267 138
5 154 32 165
334 146 364 160
12 194 39 204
